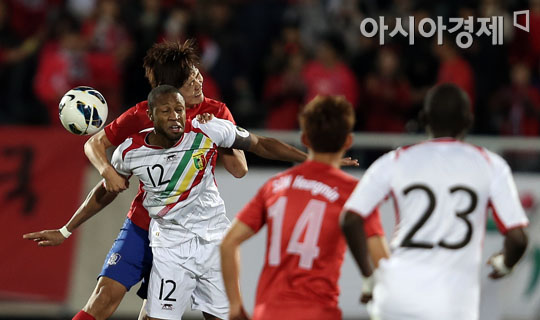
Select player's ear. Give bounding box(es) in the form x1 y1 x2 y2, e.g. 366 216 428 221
343 133 353 151
301 132 311 149
147 109 153 121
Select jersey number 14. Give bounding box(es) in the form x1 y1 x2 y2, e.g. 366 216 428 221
268 196 326 270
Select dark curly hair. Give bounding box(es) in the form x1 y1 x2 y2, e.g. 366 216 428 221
423 83 473 137
143 39 200 89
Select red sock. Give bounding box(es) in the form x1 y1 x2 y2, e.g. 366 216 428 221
73 310 96 320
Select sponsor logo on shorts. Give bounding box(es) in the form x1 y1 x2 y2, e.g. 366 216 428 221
107 253 121 265
162 303 174 311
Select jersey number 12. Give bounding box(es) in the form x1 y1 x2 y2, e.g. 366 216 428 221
268 196 326 270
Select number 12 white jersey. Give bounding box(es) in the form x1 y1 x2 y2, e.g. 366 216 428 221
111 118 240 247
344 138 528 320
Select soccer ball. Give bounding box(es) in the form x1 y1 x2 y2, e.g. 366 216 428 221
59 86 108 135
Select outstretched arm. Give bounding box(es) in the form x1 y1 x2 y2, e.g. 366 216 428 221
246 134 307 163
220 220 255 320
85 130 128 193
202 116 358 166
23 181 117 246
232 130 357 166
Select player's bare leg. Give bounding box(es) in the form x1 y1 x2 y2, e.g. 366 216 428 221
82 276 127 320
202 312 220 320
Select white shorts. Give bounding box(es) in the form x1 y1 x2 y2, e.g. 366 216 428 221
369 258 479 320
146 237 228 320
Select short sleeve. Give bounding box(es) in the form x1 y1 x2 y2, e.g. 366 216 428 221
104 103 151 146
110 139 134 177
236 184 268 232
344 151 395 218
192 118 240 148
489 155 529 233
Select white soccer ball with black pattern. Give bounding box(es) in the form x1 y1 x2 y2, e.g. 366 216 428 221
59 86 108 135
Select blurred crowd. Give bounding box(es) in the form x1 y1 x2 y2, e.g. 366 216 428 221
1 0 539 135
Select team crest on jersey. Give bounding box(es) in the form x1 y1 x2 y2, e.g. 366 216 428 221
192 151 207 171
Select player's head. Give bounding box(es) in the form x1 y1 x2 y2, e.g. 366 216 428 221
299 95 355 154
143 39 205 107
147 85 186 142
422 83 473 139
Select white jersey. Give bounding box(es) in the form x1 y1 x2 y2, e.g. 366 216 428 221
112 117 242 247
344 138 528 320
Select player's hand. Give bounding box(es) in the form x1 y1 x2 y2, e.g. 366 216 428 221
487 253 512 280
102 166 129 193
22 230 65 246
228 304 249 320
360 292 373 304
340 157 359 167
360 274 374 304
196 113 214 124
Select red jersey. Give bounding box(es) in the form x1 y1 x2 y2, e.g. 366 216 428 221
104 97 235 229
236 161 384 320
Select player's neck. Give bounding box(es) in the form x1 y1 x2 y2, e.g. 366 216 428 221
148 131 180 148
431 133 465 141
308 151 342 168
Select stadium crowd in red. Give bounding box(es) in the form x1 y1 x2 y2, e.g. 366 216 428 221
0 0 539 136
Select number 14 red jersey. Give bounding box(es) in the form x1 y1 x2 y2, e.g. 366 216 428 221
237 160 383 320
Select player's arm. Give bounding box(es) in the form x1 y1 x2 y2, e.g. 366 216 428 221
85 105 145 192
341 211 380 305
220 219 255 320
196 113 248 178
200 116 358 166
23 181 117 246
486 156 530 279
245 133 307 163
340 153 394 302
359 234 390 304
240 131 358 166
363 208 390 268
218 148 248 178
367 235 390 268
340 211 373 277
85 130 129 192
488 227 528 279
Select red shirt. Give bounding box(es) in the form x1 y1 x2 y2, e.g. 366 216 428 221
437 57 475 107
104 97 235 229
236 161 384 320
302 61 359 108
